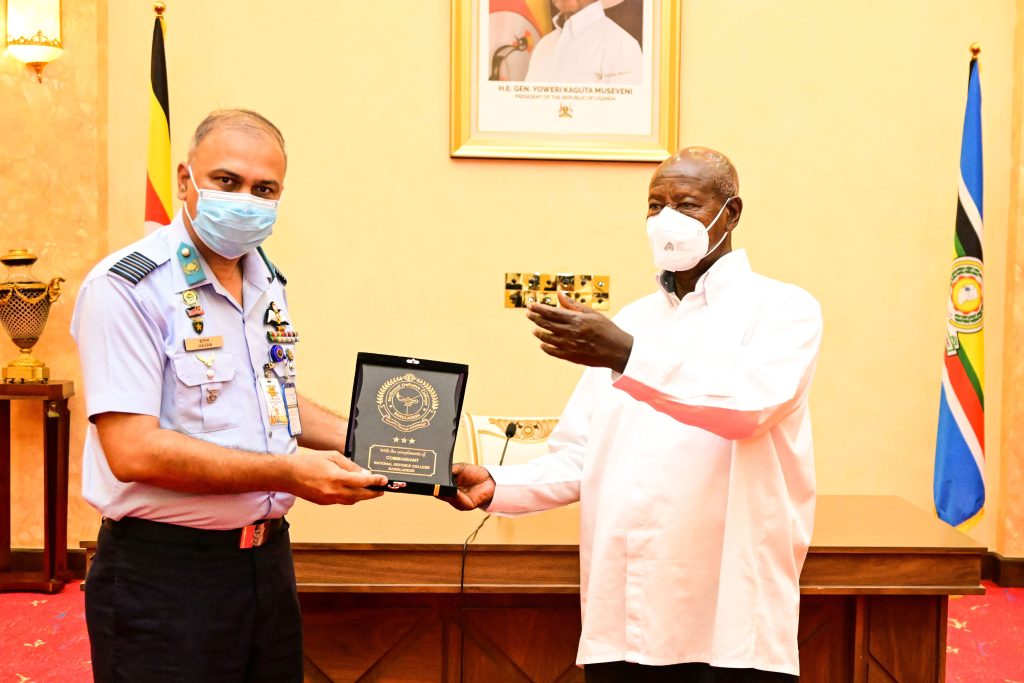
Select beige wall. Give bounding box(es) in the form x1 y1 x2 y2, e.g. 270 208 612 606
2 1 1020 552
0 0 106 549
999 1 1024 557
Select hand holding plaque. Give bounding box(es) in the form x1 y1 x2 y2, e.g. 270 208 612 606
344 353 468 497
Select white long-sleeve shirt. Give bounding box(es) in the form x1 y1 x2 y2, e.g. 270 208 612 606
486 250 822 675
525 1 643 84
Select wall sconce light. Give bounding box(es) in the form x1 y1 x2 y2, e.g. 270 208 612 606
5 0 63 83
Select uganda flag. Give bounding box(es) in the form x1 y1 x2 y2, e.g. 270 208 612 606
144 5 171 233
934 45 984 528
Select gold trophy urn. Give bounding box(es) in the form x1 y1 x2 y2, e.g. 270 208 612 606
0 249 64 383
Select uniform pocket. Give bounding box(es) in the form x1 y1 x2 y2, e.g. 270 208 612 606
172 350 238 433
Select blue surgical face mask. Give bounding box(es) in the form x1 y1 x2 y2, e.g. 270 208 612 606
184 166 279 259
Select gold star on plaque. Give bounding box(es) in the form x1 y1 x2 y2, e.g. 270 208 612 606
393 437 400 443
401 438 408 444
409 439 415 444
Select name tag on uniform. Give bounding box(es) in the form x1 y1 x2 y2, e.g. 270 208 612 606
283 381 302 436
260 377 290 426
184 336 224 351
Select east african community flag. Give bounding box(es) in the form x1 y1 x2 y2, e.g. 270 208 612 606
934 47 984 528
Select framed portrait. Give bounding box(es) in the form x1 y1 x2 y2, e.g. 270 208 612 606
450 0 680 161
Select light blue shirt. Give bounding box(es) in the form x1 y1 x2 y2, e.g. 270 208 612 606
71 212 298 529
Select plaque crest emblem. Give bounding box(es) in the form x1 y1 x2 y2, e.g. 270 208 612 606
377 373 439 433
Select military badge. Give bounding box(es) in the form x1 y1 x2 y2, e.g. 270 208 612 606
376 373 439 433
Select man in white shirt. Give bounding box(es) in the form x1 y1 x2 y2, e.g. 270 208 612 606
445 147 822 682
525 0 643 84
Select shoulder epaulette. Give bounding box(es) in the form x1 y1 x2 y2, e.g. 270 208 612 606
257 246 287 286
108 251 158 285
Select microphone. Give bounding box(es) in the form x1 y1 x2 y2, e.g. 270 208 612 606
497 422 517 466
460 422 519 592
458 421 519 682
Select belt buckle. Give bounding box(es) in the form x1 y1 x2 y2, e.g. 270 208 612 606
239 521 268 549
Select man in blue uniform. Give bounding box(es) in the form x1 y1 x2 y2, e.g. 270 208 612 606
71 109 386 682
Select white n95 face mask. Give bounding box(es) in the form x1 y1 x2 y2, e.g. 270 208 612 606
646 198 733 272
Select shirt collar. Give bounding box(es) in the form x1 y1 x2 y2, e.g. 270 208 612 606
554 1 605 35
656 249 752 306
164 210 274 296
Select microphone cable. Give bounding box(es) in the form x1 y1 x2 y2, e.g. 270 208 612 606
459 421 516 591
458 421 517 682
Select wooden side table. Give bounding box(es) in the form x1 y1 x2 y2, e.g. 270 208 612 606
0 380 74 593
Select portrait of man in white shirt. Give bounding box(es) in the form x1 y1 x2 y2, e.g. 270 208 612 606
525 0 644 84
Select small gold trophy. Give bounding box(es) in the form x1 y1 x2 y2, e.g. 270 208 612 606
0 249 64 383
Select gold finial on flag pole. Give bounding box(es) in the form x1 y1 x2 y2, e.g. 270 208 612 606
154 2 166 16
969 43 981 59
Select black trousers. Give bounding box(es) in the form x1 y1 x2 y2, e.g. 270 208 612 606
585 661 798 683
85 518 303 683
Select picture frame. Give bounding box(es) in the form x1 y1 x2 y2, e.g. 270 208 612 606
450 0 680 161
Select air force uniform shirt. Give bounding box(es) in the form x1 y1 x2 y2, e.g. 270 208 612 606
71 212 298 530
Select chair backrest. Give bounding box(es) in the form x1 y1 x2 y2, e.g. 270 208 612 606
462 414 560 467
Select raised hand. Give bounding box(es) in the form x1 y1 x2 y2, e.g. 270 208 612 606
527 291 633 372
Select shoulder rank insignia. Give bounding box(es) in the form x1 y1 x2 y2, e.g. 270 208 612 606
109 252 158 285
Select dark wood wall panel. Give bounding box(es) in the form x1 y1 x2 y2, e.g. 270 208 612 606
461 607 582 682
300 591 963 682
302 596 447 682
301 594 583 683
862 596 942 683
798 595 854 683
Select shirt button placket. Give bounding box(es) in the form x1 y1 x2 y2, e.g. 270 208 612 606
624 452 647 655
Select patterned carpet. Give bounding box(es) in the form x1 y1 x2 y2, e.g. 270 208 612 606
947 581 1024 682
0 582 91 682
0 580 1021 681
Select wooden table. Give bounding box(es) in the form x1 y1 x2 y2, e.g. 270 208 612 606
291 495 983 683
798 495 983 682
0 380 74 593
